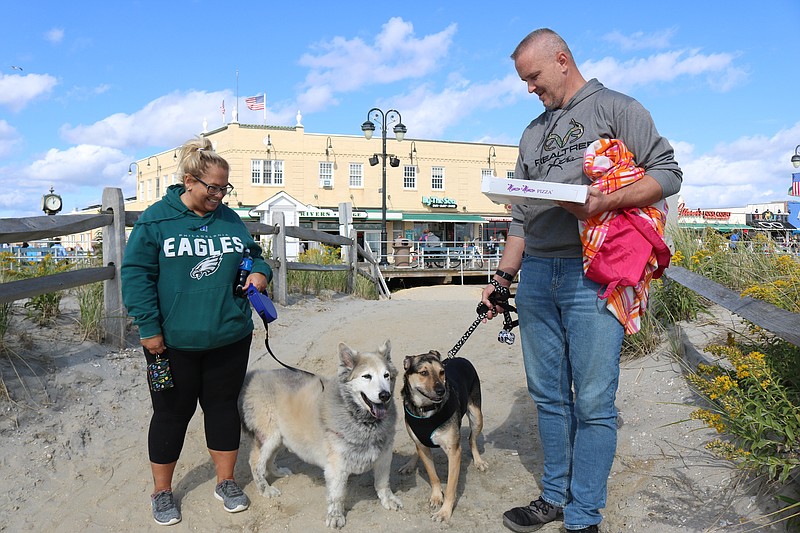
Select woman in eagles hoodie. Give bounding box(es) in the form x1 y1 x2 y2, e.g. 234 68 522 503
122 136 272 526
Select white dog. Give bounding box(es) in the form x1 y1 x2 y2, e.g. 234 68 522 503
239 340 402 529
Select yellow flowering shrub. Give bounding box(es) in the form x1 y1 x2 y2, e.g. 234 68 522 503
688 342 800 482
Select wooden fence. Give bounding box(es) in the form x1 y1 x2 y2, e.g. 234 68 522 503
663 266 800 348
2 188 796 351
0 188 387 349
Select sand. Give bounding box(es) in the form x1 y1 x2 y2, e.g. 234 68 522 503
0 285 787 532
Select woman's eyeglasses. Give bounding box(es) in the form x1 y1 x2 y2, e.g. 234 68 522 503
192 175 235 197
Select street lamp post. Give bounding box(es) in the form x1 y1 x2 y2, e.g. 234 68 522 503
792 145 800 168
361 108 406 266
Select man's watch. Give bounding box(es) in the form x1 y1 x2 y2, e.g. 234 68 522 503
494 269 515 282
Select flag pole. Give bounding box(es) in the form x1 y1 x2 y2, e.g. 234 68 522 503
263 91 267 125
235 69 239 122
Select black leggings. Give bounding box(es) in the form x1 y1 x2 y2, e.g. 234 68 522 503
145 334 251 464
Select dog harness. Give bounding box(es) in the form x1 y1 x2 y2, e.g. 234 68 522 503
404 358 477 448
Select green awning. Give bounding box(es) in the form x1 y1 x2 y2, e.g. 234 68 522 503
679 223 752 230
402 213 486 223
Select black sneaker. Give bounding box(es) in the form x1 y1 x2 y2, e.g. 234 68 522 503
502 497 563 532
567 526 599 533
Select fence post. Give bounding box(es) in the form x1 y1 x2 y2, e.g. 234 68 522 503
348 228 357 294
339 202 355 294
272 211 287 306
102 187 127 349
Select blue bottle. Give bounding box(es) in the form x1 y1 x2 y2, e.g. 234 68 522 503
234 248 253 297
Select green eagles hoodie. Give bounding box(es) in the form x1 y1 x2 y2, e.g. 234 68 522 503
121 184 272 351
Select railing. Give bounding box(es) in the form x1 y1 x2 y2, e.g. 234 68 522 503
389 239 503 271
663 266 800 348
0 189 387 349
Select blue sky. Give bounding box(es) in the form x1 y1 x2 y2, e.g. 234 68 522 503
2 0 800 219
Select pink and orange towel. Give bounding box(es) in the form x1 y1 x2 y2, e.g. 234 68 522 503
580 138 668 335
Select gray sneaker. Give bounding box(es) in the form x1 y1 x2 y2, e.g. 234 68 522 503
503 497 563 532
151 490 181 526
214 479 250 513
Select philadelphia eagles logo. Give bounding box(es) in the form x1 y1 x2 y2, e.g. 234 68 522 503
544 118 584 151
190 252 223 279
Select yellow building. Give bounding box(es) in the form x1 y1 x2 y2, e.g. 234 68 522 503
127 116 518 261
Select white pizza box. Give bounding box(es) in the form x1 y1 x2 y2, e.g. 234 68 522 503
481 175 589 205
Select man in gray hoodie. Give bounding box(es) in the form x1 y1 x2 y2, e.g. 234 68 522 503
482 29 682 533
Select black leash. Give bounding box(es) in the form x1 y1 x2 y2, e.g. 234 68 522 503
260 324 314 376
447 280 518 359
248 287 313 375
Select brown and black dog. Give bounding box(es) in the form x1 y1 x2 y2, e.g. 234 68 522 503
399 350 488 521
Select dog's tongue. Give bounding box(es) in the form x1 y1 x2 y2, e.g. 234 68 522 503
371 402 389 420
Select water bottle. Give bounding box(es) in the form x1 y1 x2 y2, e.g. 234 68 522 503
234 248 253 297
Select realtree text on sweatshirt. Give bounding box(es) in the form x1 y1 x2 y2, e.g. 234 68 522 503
121 184 272 351
509 79 682 258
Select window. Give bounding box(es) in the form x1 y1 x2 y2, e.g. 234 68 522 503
506 170 515 180
481 169 494 179
147 179 153 201
349 163 363 188
319 161 334 187
251 159 284 185
431 166 444 190
155 177 160 198
251 159 262 184
403 165 417 189
139 181 145 201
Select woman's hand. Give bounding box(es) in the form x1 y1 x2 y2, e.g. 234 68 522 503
141 334 166 355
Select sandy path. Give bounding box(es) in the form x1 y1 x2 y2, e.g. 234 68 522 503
0 285 783 532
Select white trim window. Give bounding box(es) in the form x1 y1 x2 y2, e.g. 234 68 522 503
481 168 493 179
506 170 515 180
431 166 445 190
403 165 417 189
155 177 160 198
251 159 284 185
319 161 334 188
349 163 363 188
139 180 145 201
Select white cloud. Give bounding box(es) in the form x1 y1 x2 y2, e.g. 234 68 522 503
0 73 59 112
296 17 457 112
391 73 523 139
581 49 746 93
60 90 231 149
602 28 677 50
0 144 133 216
674 122 800 208
44 28 65 44
0 120 21 157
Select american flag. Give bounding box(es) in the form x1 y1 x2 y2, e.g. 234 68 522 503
246 94 265 111
791 173 800 197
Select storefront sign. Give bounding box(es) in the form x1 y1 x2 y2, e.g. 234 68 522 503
299 208 367 218
422 196 457 209
678 207 731 220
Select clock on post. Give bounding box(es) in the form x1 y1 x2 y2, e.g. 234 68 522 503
42 187 63 215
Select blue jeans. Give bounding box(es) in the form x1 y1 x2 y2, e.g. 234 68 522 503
516 256 623 529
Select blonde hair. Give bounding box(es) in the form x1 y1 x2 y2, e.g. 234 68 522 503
177 136 229 184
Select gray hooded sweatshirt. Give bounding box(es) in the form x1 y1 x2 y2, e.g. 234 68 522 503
509 78 682 258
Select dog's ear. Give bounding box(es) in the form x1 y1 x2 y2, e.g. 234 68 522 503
338 342 356 369
403 355 414 371
429 350 442 361
379 339 391 361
